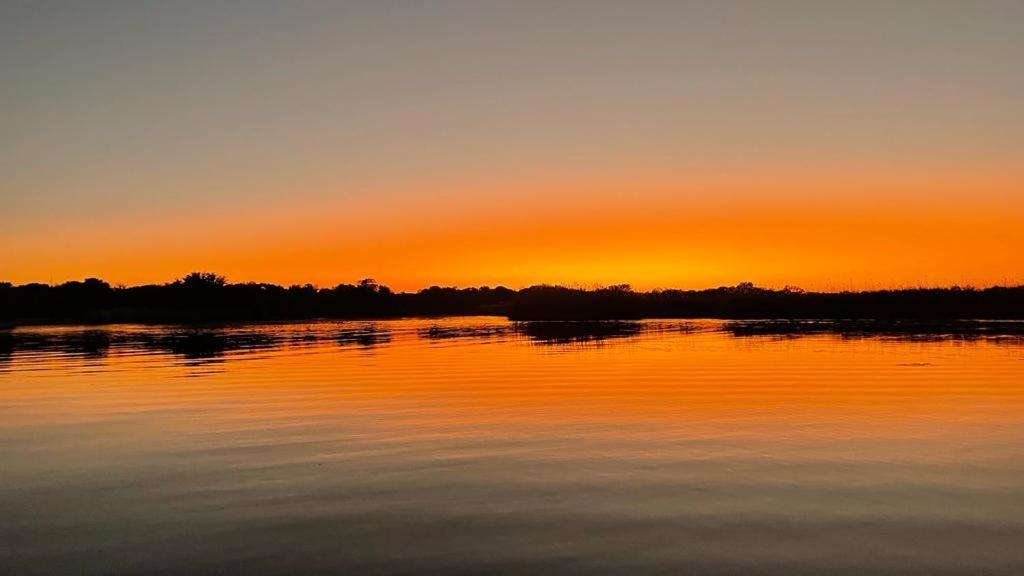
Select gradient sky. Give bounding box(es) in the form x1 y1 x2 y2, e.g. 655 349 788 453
3 1 1022 290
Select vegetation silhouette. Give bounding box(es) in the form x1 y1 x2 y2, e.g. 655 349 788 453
724 319 1024 340
517 321 644 345
138 330 279 360
505 283 1024 320
335 326 391 348
419 325 515 340
0 329 114 360
1 274 1022 326
417 321 648 344
4 317 1022 367
0 324 397 366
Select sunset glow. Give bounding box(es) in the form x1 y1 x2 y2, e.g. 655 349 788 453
2 2 1022 289
4 169 1021 290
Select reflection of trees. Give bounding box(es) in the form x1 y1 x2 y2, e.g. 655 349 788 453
517 321 643 345
0 325 393 367
725 319 1024 341
336 327 391 348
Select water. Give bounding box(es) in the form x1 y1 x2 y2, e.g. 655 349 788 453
2 318 1023 575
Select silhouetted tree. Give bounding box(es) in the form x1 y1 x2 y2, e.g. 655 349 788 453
178 272 227 289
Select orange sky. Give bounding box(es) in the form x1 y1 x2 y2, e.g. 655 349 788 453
2 3 1022 290
3 168 1021 291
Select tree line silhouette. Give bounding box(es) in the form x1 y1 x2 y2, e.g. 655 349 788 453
1 273 1022 325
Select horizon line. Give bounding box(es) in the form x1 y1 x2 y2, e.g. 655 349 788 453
4 274 1023 295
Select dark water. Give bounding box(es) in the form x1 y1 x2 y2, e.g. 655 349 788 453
2 318 1023 575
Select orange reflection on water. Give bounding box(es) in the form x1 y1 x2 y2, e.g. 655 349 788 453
3 320 1023 439
2 319 1023 574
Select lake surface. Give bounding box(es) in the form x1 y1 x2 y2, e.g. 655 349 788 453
2 318 1023 575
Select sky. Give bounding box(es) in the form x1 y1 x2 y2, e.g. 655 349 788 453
2 0 1022 290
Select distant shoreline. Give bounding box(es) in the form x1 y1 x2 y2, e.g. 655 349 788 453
3 273 1023 327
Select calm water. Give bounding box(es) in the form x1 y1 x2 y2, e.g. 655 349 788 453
2 318 1023 575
